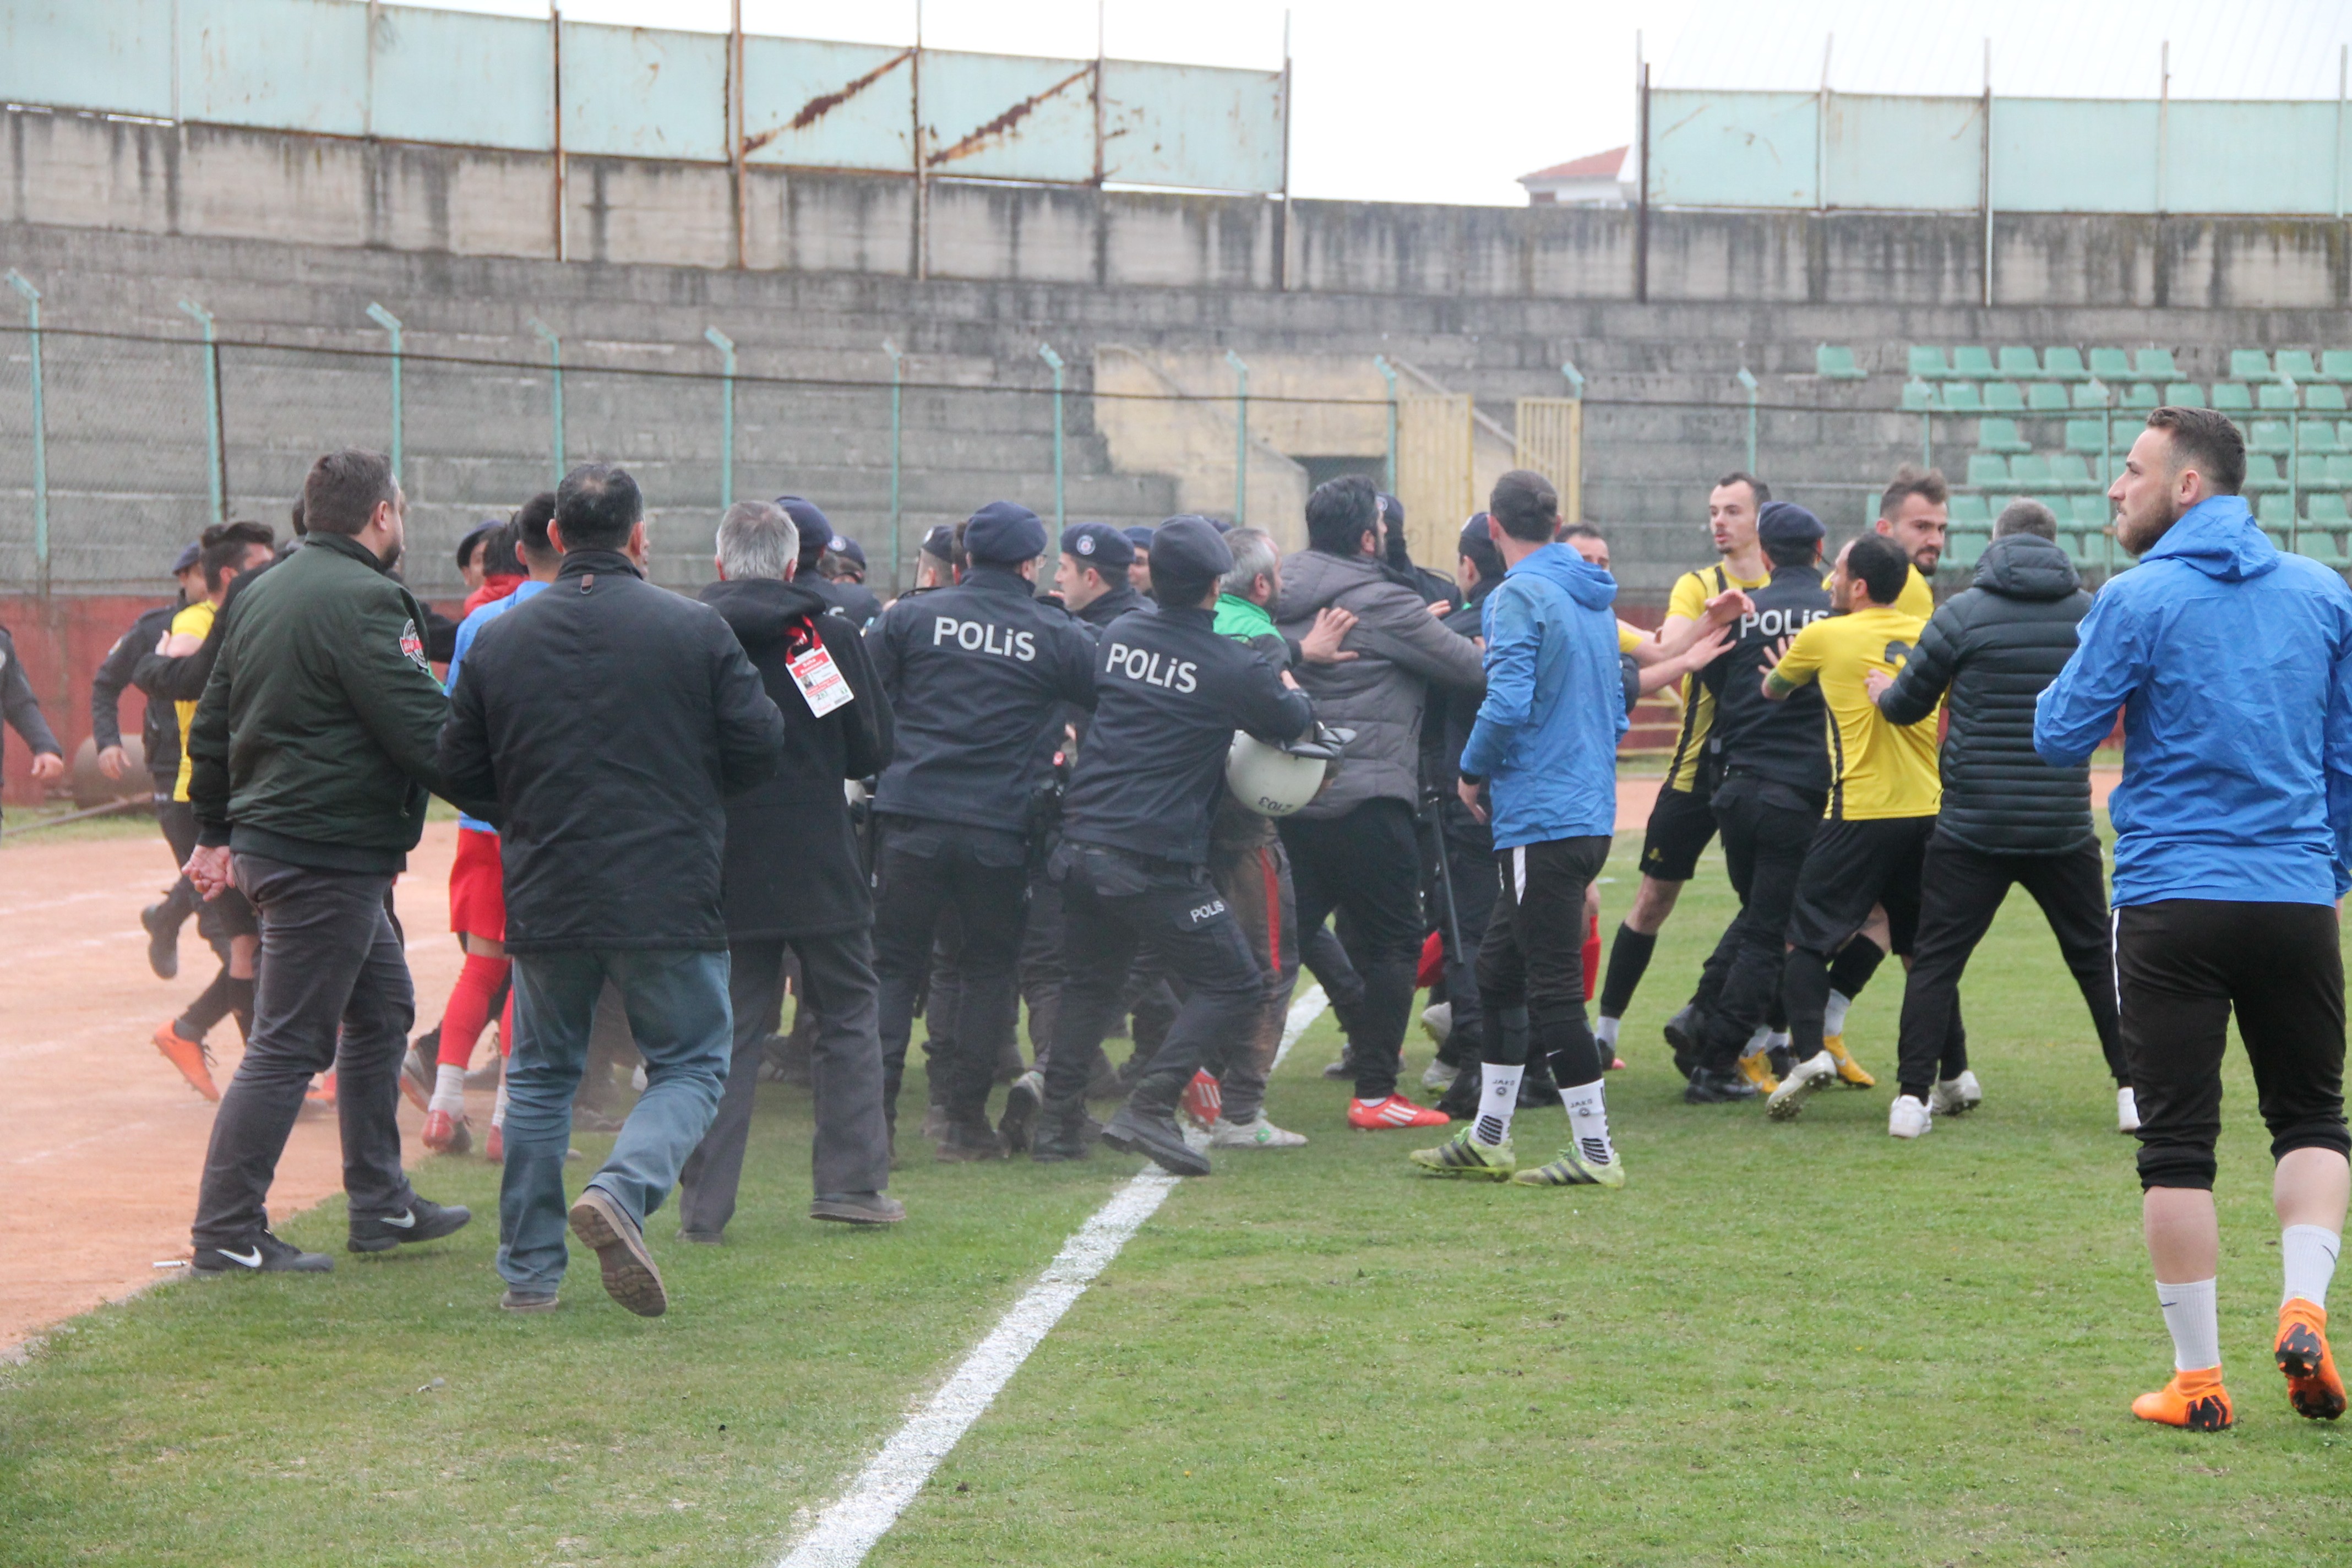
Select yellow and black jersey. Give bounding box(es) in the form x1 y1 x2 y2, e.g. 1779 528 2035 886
1659 560 1772 792
1767 605 1941 820
1826 560 1935 620
169 598 217 804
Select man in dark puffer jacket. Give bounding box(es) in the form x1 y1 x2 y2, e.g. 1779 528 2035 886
1870 500 2132 1132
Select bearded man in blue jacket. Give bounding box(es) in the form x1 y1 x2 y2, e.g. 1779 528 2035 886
2038 405 2352 1433
1408 470 1631 1190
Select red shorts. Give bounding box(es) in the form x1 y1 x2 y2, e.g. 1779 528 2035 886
447 825 507 942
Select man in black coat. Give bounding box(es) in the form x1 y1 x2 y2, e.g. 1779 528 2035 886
439 463 786 1315
1870 499 2130 1135
96 542 202 978
676 501 899 1239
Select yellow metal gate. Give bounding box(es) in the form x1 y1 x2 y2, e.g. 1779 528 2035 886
1396 393 1474 568
1513 396 1584 524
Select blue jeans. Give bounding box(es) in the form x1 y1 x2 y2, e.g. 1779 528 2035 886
497 948 733 1291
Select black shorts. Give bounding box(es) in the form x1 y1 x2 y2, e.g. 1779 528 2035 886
1637 782 1717 883
2118 899 2350 1191
198 885 260 943
1782 815 1935 957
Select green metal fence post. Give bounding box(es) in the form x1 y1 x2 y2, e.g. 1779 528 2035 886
529 318 565 484
6 271 48 594
1736 366 1759 475
178 300 225 526
2284 371 2301 556
2089 378 2113 574
1226 349 1250 526
883 339 906 593
1038 342 1066 532
366 303 404 477
704 326 737 511
1374 355 1399 492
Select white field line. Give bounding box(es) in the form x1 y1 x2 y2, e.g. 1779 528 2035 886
771 986 1331 1568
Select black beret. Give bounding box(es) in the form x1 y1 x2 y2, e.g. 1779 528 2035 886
1757 500 1825 545
919 523 958 559
1122 525 1156 554
1061 521 1134 571
965 500 1048 564
1149 515 1234 585
775 496 833 565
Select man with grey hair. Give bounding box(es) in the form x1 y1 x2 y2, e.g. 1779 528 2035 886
675 499 899 1239
1866 493 2126 1139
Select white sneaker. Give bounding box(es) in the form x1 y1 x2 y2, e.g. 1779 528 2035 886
1420 1058 1460 1092
1929 1070 1983 1117
1766 1050 1838 1121
1887 1094 1933 1139
1210 1114 1307 1148
2116 1086 2141 1134
1419 1002 1453 1049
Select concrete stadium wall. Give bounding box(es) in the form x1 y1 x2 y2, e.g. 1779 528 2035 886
12 106 2352 308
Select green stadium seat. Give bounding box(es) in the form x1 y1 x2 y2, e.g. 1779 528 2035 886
2212 382 2254 411
2122 382 2161 410
2064 418 2107 454
2069 530 2110 569
1945 529 1989 569
2010 453 2054 487
2323 350 2352 381
2135 347 2181 380
1953 346 1997 379
2026 382 2069 412
2300 531 2352 569
2232 349 2275 380
2339 420 2352 448
1966 453 2010 487
2088 347 2134 380
1942 382 1984 413
1975 417 2030 453
1909 346 1954 379
1998 346 2043 380
2029 495 2070 525
2259 383 2301 411
2307 492 2351 526
2324 455 2352 486
2046 453 2094 489
2258 493 2296 527
1816 344 1868 380
2278 350 2319 382
2252 419 2294 454
2307 384 2348 414
2245 453 2289 491
1901 379 1933 411
2264 527 2296 553
1948 494 1991 525
1983 382 2027 412
2043 347 2090 382
2071 382 2112 409
2164 382 2206 407
2300 422 2343 455
2072 494 2111 528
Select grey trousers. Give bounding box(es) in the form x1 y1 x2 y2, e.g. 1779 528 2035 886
191 854 415 1249
678 929 890 1238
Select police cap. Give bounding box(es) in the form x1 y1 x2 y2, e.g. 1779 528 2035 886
1122 525 1156 556
1061 521 1134 573
173 541 204 574
919 523 958 560
1756 500 1825 546
775 496 834 565
1150 515 1234 584
965 500 1048 564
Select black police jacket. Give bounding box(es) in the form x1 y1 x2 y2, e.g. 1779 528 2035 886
1701 564 1833 793
437 549 786 952
866 565 1098 835
1060 601 1315 865
96 601 181 785
1875 532 2095 855
703 576 893 940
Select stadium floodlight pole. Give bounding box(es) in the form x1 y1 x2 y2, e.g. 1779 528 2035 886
366 303 405 478
529 317 565 485
1227 349 1250 527
4 271 46 595
1736 366 1759 475
704 326 737 511
883 337 906 592
1374 354 1400 492
178 300 226 527
1038 342 1066 532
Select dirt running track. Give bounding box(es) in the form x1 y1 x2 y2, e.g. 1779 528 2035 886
1 821 465 1355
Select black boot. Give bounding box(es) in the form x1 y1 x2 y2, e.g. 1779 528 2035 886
1664 1005 1708 1079
935 1112 1006 1162
1101 1098 1211 1177
1684 1066 1760 1104
1031 1100 1102 1163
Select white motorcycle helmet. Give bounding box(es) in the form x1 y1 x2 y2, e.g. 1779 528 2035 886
1226 725 1354 818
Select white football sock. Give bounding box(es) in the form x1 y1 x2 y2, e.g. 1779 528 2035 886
427 1063 467 1115
491 1074 511 1130
1594 1015 1620 1048
1767 1030 1790 1052
2283 1224 2342 1310
2156 1277 2222 1371
1740 1023 1773 1059
1824 990 1853 1037
1473 1063 1523 1147
1560 1081 1614 1167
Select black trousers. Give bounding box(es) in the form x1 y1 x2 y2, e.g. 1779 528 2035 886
1782 815 1937 1060
1894 837 2125 1098
1280 798 1425 1102
191 856 414 1248
1477 835 1611 1090
2118 899 2350 1192
1041 842 1266 1115
1425 797 1498 1067
154 794 205 933
1693 774 1823 1071
1019 859 1067 1070
872 817 1029 1125
679 929 889 1236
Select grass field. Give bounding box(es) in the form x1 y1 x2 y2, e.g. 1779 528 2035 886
4 825 2346 1566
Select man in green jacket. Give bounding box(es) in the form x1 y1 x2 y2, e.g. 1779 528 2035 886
183 449 477 1275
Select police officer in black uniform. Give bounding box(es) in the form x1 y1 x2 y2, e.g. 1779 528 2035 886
779 496 885 629
1033 517 1317 1175
866 502 1099 1158
1679 502 1833 1102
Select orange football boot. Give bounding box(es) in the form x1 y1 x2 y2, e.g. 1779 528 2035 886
153 1023 220 1102
2276 1301 2345 1421
2131 1366 2233 1431
1347 1095 1450 1130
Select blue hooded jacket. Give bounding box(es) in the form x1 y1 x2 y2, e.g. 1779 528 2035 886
2034 494 2352 906
1458 542 1627 850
